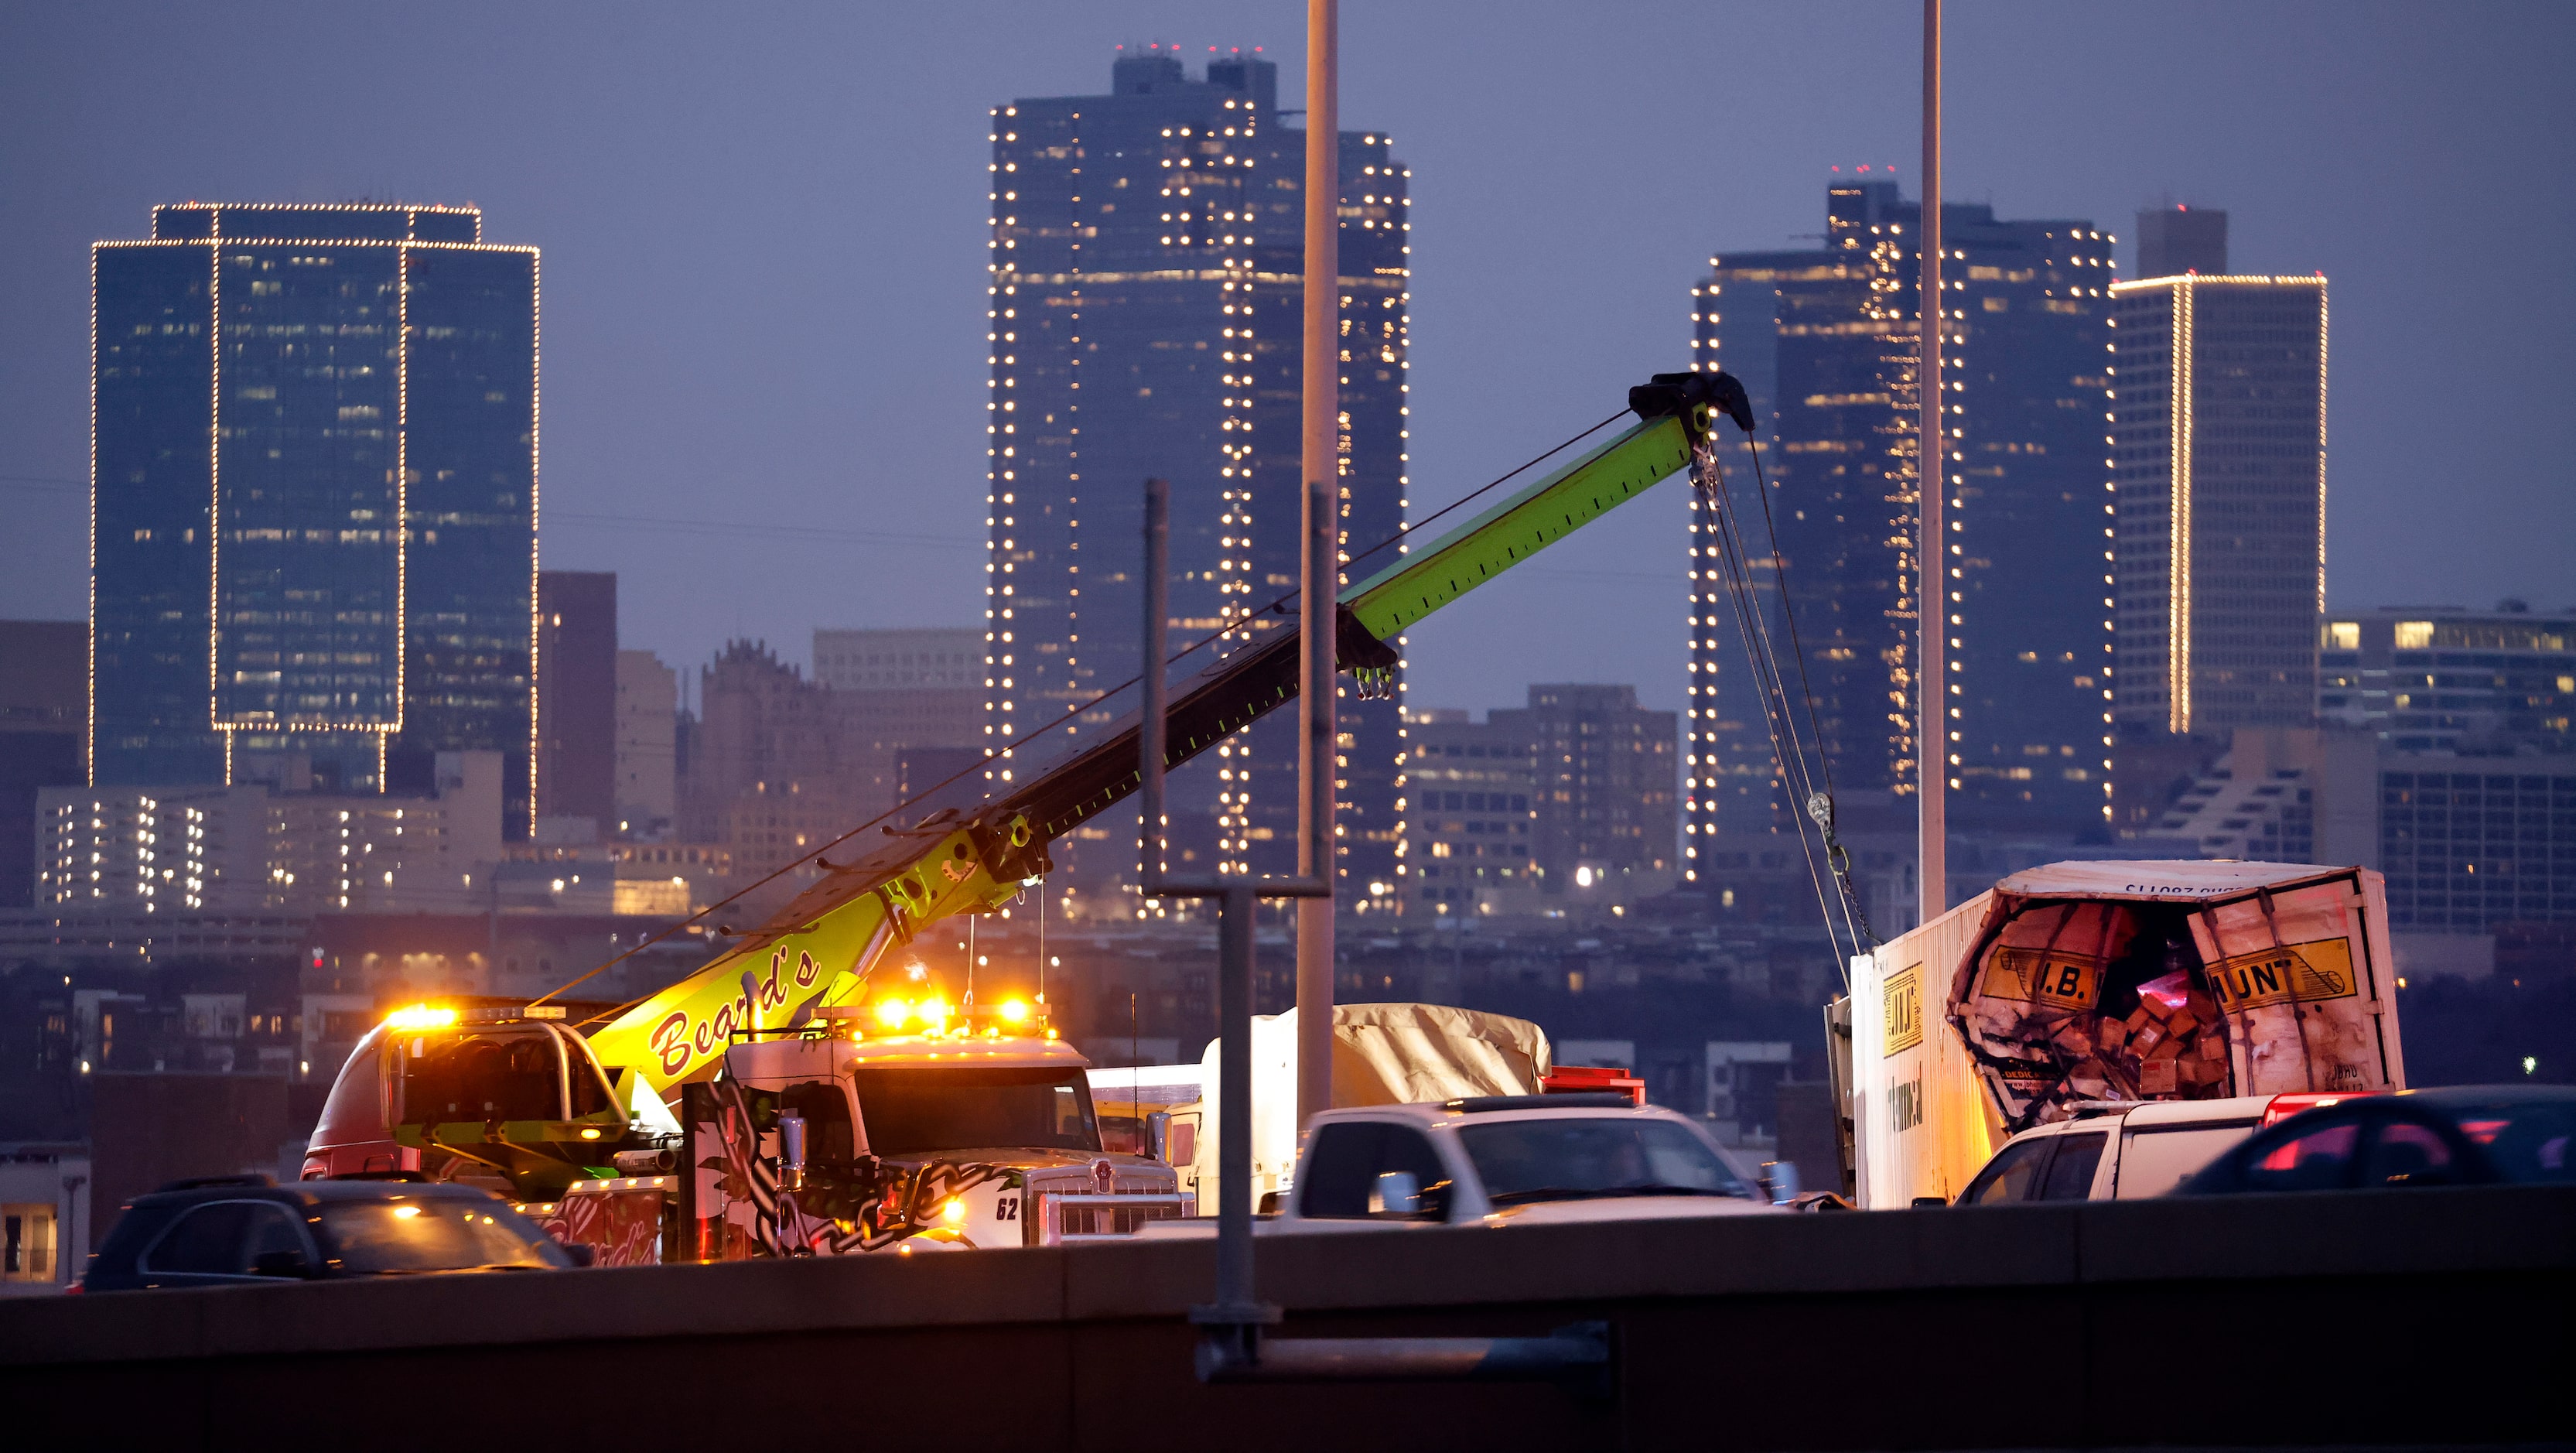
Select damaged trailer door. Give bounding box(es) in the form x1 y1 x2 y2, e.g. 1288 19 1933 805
1850 861 2407 1209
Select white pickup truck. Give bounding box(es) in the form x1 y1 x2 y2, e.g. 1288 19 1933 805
1943 1091 2377 1205
1259 1093 1781 1229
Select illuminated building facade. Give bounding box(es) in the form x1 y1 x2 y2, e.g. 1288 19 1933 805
2109 253 2327 737
987 50 1410 911
1686 179 2116 884
1494 685 1679 908
2321 607 2576 755
1405 685 1676 915
1402 708 1538 916
36 749 504 915
91 203 538 829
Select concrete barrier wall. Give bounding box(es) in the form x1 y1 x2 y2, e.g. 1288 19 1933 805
3 1186 2568 1451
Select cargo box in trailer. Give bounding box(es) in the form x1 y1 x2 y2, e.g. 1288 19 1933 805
1836 860 2406 1209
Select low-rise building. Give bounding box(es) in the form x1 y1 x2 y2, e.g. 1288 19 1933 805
0 1144 89 1294
36 750 506 918
2321 605 2574 755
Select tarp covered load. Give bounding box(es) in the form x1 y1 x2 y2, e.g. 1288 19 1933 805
1951 860 2402 1130
1324 1002 1553 1104
1192 1003 1554 1214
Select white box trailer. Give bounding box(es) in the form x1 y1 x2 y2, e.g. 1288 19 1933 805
1844 860 2407 1209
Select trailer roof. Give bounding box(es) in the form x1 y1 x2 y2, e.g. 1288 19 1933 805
1990 860 2354 903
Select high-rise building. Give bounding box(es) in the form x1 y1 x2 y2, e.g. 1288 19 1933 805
987 50 1409 911
2134 205 2227 278
680 641 863 842
613 650 678 835
1402 708 1538 916
1402 686 1676 915
1686 179 2116 882
91 203 538 826
2110 212 2326 741
538 571 617 829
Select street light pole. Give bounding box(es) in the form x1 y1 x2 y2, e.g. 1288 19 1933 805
1918 0 1946 929
1296 0 1340 1132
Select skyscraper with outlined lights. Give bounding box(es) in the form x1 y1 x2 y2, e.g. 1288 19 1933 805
1686 179 2118 891
2109 236 2327 739
91 203 538 831
986 49 1411 916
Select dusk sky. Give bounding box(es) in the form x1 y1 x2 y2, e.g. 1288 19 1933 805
4 1 2567 719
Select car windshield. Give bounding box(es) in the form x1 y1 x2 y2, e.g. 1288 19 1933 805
320 1198 565 1273
2443 1099 2576 1184
850 1067 1101 1156
1457 1117 1754 1205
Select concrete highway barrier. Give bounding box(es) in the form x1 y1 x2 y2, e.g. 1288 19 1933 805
2 1185 2567 1450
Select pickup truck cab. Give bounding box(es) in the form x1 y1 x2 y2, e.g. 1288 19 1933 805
1266 1093 1778 1229
1949 1092 2379 1205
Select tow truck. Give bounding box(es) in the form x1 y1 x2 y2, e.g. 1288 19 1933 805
303 371 1758 1261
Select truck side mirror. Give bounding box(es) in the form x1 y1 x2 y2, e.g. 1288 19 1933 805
1370 1171 1422 1215
778 1112 808 1192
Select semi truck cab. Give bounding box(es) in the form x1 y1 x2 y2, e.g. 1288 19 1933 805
703 1031 1183 1254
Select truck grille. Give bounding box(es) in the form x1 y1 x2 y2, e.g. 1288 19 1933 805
1033 1191 1187 1245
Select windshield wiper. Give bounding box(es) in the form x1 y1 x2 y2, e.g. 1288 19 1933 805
1485 1186 1618 1205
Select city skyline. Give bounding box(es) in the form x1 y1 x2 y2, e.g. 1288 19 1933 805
2 3 2567 728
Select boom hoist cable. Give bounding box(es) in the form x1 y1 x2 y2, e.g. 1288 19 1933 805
1651 372 1875 975
1741 438 1881 950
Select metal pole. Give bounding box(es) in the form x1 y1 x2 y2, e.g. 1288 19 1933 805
1295 0 1340 1133
1139 471 1609 1393
1215 883 1256 1308
1917 0 1946 928
1143 477 1170 897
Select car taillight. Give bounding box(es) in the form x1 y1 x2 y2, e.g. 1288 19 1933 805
63 1282 83 1295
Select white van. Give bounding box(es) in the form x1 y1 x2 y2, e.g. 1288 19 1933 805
1946 1092 2376 1204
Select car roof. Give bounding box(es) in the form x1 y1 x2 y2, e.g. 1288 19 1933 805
2000 1095 2271 1145
133 1178 504 1210
2122 1096 2274 1128
1315 1099 1691 1129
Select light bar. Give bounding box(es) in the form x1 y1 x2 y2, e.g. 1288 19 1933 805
463 1003 566 1024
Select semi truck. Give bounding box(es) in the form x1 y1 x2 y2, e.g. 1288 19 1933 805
1832 859 2408 1209
304 369 1763 1260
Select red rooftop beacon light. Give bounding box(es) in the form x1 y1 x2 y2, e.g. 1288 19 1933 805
1540 1064 1647 1107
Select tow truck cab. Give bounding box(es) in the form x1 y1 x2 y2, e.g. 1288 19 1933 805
301 1003 667 1197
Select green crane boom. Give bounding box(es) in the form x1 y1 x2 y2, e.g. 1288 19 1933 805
584 373 1748 1096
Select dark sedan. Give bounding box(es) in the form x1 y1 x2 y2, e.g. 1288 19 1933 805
2176 1085 2575 1195
82 1175 576 1291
